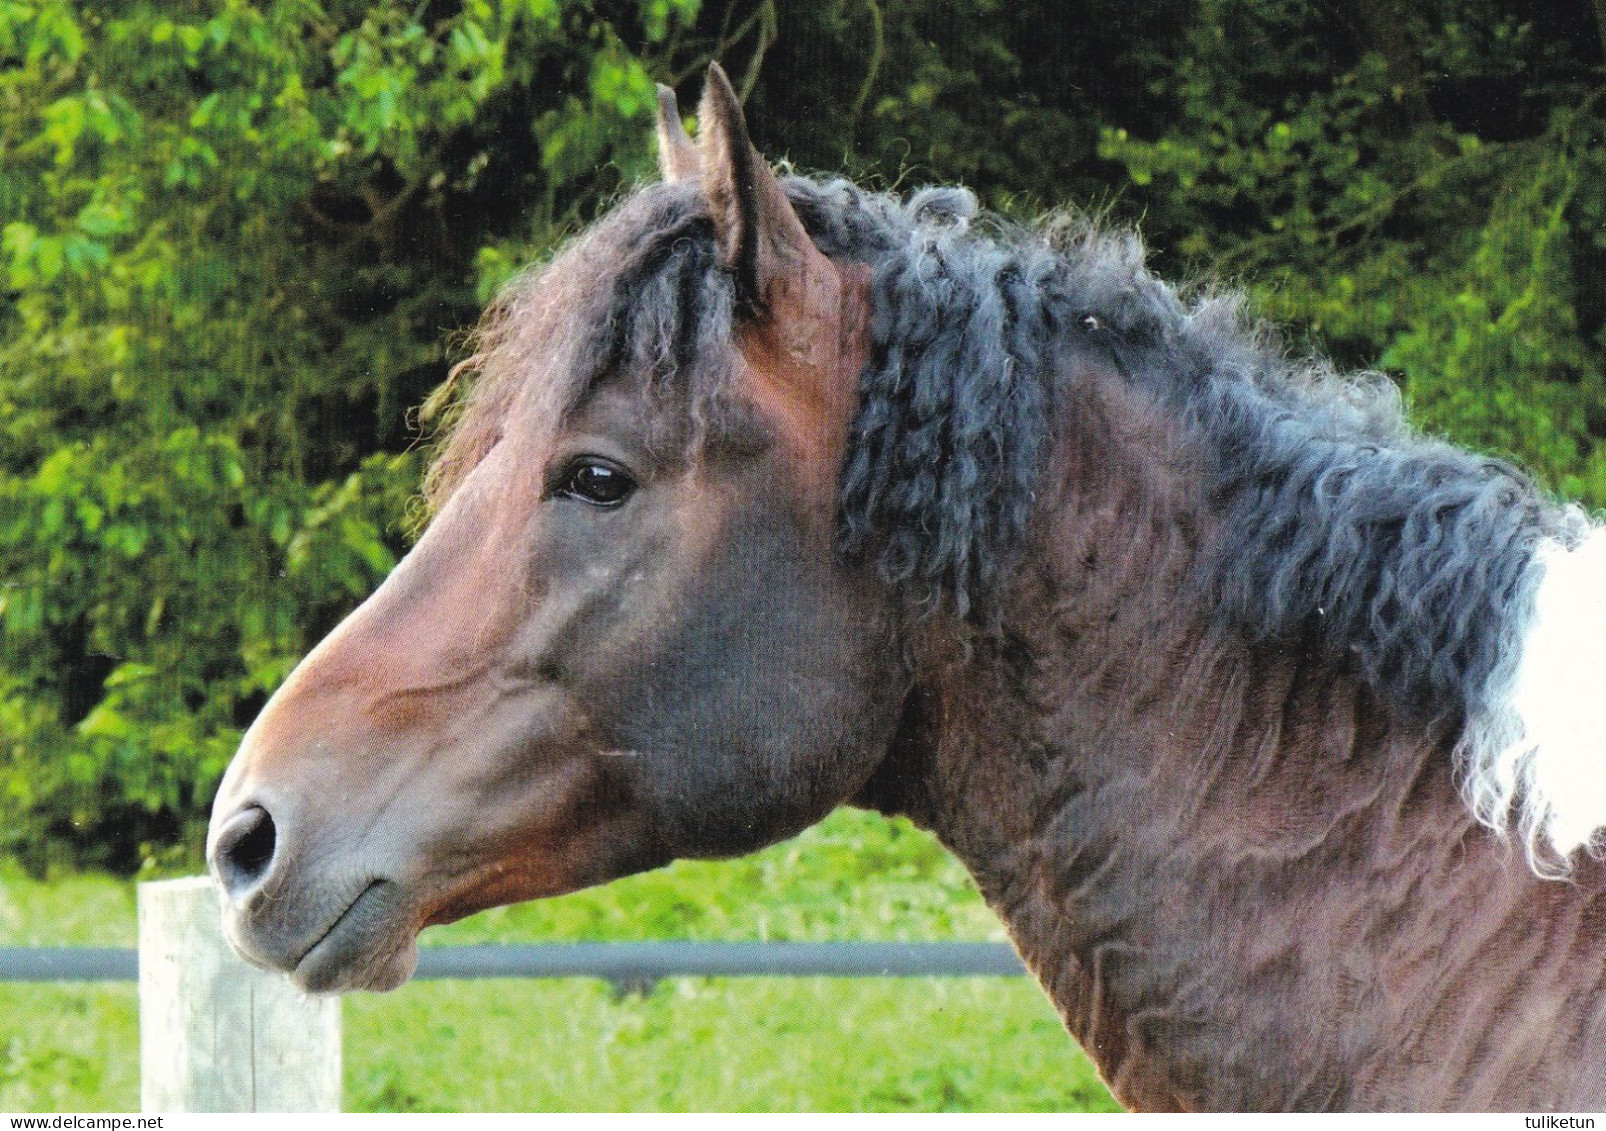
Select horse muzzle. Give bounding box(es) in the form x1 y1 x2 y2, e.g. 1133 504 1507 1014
207 792 420 994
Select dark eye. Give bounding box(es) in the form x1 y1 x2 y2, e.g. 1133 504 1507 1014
552 458 636 508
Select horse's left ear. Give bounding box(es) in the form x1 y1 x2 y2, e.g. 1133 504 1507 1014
655 84 700 182
697 62 815 314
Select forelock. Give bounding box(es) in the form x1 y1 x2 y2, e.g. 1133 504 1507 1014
424 182 737 509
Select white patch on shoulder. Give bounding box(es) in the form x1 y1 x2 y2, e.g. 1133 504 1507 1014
1462 522 1606 876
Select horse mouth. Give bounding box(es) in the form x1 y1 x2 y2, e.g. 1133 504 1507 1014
284 879 418 994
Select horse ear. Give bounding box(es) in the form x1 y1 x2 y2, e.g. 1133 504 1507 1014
697 61 814 313
655 84 700 182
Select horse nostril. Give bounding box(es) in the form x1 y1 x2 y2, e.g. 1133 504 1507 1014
213 805 278 901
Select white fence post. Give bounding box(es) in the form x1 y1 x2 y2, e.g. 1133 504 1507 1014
138 876 341 1113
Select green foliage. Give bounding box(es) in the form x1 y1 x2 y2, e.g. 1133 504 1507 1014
1383 143 1606 498
3 0 1606 870
0 0 698 870
1091 0 1606 504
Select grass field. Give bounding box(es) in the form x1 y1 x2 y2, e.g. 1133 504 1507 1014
0 809 1119 1112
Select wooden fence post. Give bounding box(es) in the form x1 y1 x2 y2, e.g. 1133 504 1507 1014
138 876 341 1113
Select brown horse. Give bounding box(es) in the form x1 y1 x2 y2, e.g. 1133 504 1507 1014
209 64 1606 1110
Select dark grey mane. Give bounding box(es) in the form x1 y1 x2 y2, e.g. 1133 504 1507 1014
440 174 1585 730
1111 271 1583 726
787 175 1582 729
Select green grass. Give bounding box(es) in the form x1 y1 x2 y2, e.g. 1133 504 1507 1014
0 809 1119 1112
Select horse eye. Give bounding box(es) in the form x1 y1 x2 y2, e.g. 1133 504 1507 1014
553 458 636 508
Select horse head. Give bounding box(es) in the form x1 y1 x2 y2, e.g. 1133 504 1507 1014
207 65 904 993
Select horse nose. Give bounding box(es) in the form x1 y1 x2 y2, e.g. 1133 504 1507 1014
210 804 279 903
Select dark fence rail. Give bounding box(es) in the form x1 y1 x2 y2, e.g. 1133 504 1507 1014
0 941 1028 991
2 947 137 981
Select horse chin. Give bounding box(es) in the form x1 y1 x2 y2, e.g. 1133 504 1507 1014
223 876 422 995
292 930 419 995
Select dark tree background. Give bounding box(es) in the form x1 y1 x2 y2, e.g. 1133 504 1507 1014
3 0 1603 870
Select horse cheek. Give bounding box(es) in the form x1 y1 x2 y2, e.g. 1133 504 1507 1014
605 505 900 859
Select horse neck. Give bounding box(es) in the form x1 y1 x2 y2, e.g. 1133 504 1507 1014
863 371 1606 1110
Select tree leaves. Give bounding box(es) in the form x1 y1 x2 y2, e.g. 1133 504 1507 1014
3 0 1604 872
0 0 698 871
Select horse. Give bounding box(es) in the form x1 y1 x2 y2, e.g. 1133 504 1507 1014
206 63 1606 1111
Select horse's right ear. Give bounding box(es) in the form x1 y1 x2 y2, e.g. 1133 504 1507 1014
696 61 816 315
655 84 700 182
